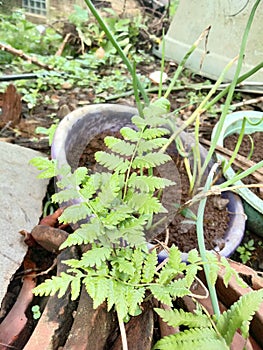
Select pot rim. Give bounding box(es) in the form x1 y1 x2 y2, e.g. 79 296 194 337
211 110 263 215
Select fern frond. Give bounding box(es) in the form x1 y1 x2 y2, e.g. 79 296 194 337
220 257 247 288
56 166 87 189
60 220 102 249
80 245 112 268
129 249 145 284
205 251 220 286
217 289 263 345
155 308 211 329
33 272 81 299
29 157 57 179
157 246 186 284
149 285 172 306
128 173 175 193
142 127 170 140
83 275 110 308
138 138 169 152
104 136 135 156
132 152 171 169
127 192 167 215
126 287 146 316
120 126 140 141
167 278 191 298
58 202 92 224
52 188 81 204
118 217 147 247
153 328 228 350
102 204 133 228
95 151 129 173
142 250 158 282
79 172 108 199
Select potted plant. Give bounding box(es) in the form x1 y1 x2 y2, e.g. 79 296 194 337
211 110 263 235
50 103 245 261
29 0 263 349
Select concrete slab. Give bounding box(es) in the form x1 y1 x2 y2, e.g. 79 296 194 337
0 142 48 306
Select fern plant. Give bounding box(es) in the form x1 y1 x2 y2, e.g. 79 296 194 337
154 289 263 349
32 101 201 323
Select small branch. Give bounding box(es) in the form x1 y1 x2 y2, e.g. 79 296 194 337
55 33 72 56
118 313 128 350
0 42 53 70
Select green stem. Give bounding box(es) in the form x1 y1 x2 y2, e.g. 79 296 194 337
204 61 263 110
201 0 262 174
196 163 220 319
164 26 211 99
83 0 149 105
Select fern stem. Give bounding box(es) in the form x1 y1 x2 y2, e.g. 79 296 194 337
196 163 220 319
118 312 128 350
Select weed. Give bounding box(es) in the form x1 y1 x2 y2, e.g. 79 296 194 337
237 239 255 264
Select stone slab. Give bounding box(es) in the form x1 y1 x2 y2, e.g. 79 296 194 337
0 141 48 306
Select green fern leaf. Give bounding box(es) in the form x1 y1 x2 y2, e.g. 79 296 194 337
142 250 158 282
102 205 133 228
184 264 200 286
58 202 92 224
70 274 82 300
126 287 146 316
55 166 86 189
138 138 169 152
155 308 211 329
80 246 112 268
52 188 81 204
119 217 147 247
143 98 171 119
29 157 57 179
79 173 106 199
132 152 171 169
120 127 140 141
168 278 191 298
187 249 201 264
83 275 110 308
142 127 170 140
60 220 102 249
128 192 167 215
129 249 145 284
33 272 74 298
217 289 263 345
105 280 129 321
95 151 129 173
128 174 175 192
149 285 172 306
206 251 220 286
131 115 147 129
220 257 247 288
153 328 228 350
104 136 135 156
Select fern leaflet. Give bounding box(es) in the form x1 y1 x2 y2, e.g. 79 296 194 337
217 289 263 345
154 308 211 329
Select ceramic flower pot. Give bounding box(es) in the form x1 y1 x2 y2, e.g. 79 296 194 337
211 111 263 236
51 104 246 258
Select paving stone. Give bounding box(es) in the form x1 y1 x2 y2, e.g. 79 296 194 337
0 142 48 306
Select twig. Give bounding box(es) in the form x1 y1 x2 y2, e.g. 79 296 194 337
0 42 53 70
55 33 72 56
213 96 263 112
